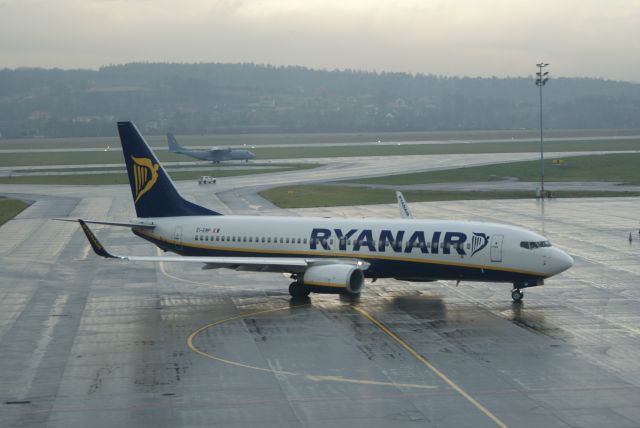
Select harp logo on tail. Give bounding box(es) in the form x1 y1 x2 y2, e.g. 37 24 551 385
131 156 159 203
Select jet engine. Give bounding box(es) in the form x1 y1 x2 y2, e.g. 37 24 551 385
302 264 364 295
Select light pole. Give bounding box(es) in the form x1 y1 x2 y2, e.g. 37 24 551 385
535 62 549 198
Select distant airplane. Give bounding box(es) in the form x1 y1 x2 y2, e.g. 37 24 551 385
62 122 573 303
167 132 255 163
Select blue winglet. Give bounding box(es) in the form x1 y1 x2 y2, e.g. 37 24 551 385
78 220 118 259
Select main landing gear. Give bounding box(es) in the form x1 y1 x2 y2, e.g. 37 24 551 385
289 282 310 298
511 288 524 303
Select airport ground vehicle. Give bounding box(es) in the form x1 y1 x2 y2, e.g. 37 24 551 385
198 176 216 184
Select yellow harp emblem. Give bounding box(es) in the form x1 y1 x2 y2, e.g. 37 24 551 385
131 156 159 203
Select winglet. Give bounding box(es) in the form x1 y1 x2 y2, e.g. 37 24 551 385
396 191 413 219
78 220 118 259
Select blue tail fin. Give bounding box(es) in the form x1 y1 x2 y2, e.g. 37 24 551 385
117 122 221 218
167 132 184 152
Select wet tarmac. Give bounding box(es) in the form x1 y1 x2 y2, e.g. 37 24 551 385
2 185 640 427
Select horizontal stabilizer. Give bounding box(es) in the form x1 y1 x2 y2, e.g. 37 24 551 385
54 218 156 229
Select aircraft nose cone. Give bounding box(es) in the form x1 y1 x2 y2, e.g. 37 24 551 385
555 250 574 274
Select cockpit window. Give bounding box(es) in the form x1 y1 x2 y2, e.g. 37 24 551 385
520 240 551 250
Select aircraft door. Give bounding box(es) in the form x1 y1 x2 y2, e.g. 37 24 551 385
490 234 503 262
174 226 183 251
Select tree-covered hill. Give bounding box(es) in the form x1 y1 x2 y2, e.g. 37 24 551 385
1 63 639 138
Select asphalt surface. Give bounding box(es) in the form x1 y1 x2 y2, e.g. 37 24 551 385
2 153 640 427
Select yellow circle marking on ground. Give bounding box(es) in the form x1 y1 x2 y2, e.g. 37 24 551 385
187 303 436 390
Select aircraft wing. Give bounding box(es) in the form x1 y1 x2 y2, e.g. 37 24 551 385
55 218 156 229
76 220 369 272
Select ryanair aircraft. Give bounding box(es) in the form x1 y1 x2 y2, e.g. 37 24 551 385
68 122 573 302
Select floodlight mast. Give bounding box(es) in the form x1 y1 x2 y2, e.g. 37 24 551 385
535 62 549 198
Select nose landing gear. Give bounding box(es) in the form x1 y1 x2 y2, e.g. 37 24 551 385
511 288 524 302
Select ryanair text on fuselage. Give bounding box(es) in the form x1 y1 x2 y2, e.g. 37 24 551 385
309 228 488 256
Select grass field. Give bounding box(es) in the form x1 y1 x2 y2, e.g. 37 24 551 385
2 139 640 167
346 153 640 186
3 128 639 150
0 198 30 225
260 185 640 208
0 151 188 167
0 163 318 185
250 139 640 161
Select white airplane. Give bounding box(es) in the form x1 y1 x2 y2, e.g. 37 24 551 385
65 122 573 302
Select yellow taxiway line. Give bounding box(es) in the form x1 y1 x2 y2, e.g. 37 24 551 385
353 306 509 428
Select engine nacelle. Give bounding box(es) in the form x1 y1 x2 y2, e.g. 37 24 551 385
302 264 364 295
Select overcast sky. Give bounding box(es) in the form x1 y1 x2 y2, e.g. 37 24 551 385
1 0 639 82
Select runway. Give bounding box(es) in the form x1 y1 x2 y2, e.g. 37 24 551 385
2 155 640 427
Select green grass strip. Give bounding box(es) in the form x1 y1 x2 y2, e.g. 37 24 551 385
346 153 640 186
260 185 640 209
2 129 639 150
2 139 640 167
0 198 30 225
0 164 319 185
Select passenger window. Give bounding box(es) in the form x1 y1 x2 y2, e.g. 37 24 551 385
286 238 290 244
195 235 199 241
261 237 265 243
297 238 301 244
304 238 308 244
243 237 246 242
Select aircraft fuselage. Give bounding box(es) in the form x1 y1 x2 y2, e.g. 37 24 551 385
132 215 573 285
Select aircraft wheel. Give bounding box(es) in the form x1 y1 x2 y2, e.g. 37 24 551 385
511 289 524 302
289 282 310 298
